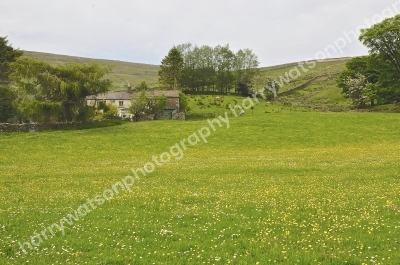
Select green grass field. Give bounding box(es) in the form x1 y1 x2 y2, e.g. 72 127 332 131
1 106 400 264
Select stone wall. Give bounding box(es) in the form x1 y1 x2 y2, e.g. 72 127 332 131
165 97 179 110
0 123 32 132
0 121 106 133
172 112 186 120
137 114 155 121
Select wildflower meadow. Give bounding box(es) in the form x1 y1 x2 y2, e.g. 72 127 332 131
0 110 399 264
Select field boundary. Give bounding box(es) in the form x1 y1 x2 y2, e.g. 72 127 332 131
0 120 122 133
279 75 326 96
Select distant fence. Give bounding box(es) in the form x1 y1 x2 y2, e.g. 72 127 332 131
142 112 186 121
186 112 216 119
278 75 325 97
186 111 236 119
278 72 340 97
183 91 242 96
0 121 121 133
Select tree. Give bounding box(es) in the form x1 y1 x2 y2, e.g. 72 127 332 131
134 80 150 91
151 94 167 116
234 48 260 95
337 56 380 105
214 44 235 93
10 57 112 122
250 74 280 99
341 57 379 84
130 91 148 121
102 103 119 119
0 36 23 83
0 37 23 122
158 48 184 90
359 15 400 75
343 74 369 108
179 92 189 112
176 43 260 94
95 101 118 119
0 85 17 122
370 55 400 102
176 43 217 92
130 91 167 121
357 15 400 103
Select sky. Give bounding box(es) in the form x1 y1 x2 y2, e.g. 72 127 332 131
1 0 399 67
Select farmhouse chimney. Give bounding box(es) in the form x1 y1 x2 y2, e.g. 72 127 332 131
127 83 132 93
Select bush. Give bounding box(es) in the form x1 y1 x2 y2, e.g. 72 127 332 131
102 103 118 119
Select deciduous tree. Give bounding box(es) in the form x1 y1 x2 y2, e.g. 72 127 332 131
10 57 112 122
338 56 380 105
359 15 400 74
178 92 189 112
134 80 150 91
214 44 235 94
234 48 259 95
175 43 259 94
343 74 369 108
0 85 17 122
130 91 167 121
356 15 400 103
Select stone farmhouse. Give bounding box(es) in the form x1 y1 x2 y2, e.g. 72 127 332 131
86 89 180 119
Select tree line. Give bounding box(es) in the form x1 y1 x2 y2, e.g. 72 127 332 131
338 15 400 108
0 37 113 123
158 43 260 95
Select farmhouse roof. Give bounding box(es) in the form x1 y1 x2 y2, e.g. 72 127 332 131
86 91 131 100
86 90 179 100
131 90 179 98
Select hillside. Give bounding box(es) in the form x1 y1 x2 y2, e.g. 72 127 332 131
23 51 351 109
23 51 160 90
258 57 352 110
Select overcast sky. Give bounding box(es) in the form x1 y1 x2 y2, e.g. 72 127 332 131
1 0 399 67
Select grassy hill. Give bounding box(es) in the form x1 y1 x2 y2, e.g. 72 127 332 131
1 111 400 264
185 58 353 115
258 58 352 110
23 51 160 90
23 51 352 109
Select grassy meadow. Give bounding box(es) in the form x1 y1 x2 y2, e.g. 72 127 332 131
1 106 400 264
186 95 315 115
